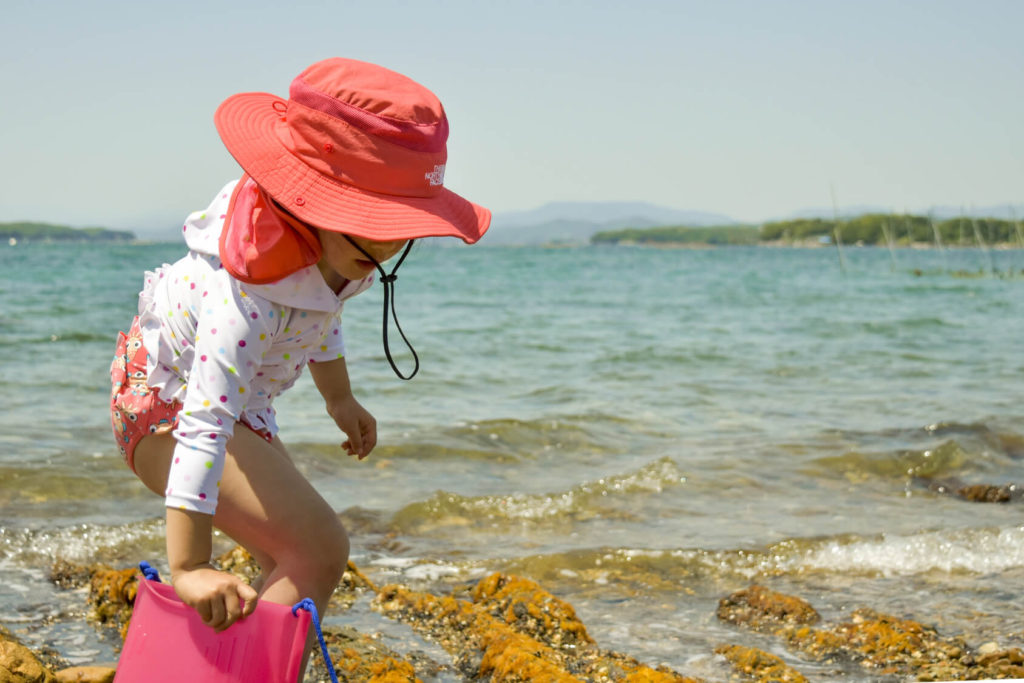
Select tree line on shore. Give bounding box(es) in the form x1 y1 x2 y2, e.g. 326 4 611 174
592 214 1024 247
0 221 135 242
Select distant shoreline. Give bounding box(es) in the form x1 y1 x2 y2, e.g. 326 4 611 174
0 221 135 243
590 213 1023 249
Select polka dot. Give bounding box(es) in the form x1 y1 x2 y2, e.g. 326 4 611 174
208 433 217 439
200 354 208 362
219 395 228 402
199 493 207 500
283 353 291 360
205 461 214 469
210 328 218 334
239 340 247 348
239 387 246 394
250 312 259 319
203 399 211 407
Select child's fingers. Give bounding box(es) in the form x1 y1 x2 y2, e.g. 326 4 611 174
194 599 213 625
220 589 242 632
346 428 364 456
205 598 227 630
361 425 377 455
239 584 258 618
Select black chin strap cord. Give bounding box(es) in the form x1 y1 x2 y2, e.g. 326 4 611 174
343 237 419 380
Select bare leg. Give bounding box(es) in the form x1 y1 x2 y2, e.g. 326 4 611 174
133 426 347 678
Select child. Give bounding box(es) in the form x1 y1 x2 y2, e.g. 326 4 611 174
109 57 490 670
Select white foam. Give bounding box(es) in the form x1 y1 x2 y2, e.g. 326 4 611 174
797 525 1024 576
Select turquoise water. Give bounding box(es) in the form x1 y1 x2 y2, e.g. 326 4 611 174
1 240 1023 678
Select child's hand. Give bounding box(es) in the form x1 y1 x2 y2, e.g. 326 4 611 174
171 564 258 632
327 394 377 459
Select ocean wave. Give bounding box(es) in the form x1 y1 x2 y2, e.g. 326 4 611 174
390 456 686 531
487 525 1024 585
0 519 165 567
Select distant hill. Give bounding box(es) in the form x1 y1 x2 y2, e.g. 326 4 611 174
483 201 736 245
0 221 135 242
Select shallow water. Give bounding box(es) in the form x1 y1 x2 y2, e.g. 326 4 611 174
1 239 1023 679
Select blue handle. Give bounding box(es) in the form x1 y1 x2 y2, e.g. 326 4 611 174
292 598 339 683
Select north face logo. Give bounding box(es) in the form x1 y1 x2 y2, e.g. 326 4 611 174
425 164 446 187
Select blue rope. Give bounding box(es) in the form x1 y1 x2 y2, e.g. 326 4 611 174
292 598 339 683
138 561 161 582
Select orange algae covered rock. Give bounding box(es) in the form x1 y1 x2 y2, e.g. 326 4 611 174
716 585 820 632
376 579 703 683
313 626 424 682
832 608 965 670
87 566 138 639
375 583 581 681
714 644 808 683
471 573 594 650
716 585 1024 681
0 628 58 683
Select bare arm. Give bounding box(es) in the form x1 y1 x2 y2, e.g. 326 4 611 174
308 357 377 459
166 507 257 631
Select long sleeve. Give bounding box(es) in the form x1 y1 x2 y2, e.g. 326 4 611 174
164 277 275 514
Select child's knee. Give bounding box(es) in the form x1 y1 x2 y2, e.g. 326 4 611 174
299 517 349 587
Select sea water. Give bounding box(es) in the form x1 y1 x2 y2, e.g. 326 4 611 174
1 239 1022 679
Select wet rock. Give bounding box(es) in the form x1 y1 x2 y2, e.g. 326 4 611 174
0 626 57 683
213 545 261 583
717 585 1024 681
48 561 97 590
716 585 820 632
375 583 578 681
375 576 702 682
86 567 138 640
925 478 1020 503
330 560 379 612
307 626 430 682
52 666 116 683
956 483 1013 503
470 573 593 651
713 644 808 683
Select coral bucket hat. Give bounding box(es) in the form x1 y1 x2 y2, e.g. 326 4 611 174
214 57 491 245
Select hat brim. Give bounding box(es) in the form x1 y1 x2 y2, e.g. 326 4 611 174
215 92 491 244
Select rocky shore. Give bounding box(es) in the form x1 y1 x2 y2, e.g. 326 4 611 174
3 545 1023 682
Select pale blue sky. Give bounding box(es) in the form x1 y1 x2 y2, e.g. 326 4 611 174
2 0 1022 236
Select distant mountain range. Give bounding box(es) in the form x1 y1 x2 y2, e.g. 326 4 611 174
481 201 1024 246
